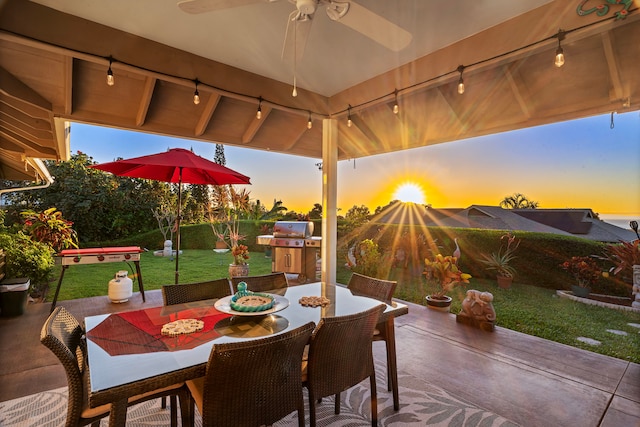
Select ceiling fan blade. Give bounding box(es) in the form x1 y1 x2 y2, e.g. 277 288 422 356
281 10 313 61
329 1 412 51
177 0 270 14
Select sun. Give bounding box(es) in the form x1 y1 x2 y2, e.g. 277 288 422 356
392 182 426 204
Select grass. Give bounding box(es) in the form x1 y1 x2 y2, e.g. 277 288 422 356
48 250 640 364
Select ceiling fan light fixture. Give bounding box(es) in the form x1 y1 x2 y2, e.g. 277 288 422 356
326 1 349 21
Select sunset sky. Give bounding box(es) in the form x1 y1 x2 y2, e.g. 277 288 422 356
71 110 640 219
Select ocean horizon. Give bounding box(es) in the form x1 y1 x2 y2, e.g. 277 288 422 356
599 214 639 230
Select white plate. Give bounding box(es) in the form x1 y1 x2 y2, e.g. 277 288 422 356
214 294 290 316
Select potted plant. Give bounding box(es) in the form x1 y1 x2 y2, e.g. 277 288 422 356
208 186 251 276
559 255 602 298
423 254 471 312
479 232 519 289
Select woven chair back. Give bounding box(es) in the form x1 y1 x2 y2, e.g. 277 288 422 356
40 306 88 426
162 278 231 306
200 321 315 427
347 273 397 304
306 304 385 398
230 272 288 293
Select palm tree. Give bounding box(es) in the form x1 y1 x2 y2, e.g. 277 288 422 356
499 193 539 209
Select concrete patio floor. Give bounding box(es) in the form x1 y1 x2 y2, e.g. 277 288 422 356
1 289 639 426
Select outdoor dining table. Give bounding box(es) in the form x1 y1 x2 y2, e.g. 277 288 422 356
84 281 409 427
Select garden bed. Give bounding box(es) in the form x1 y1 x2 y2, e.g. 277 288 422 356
556 290 639 313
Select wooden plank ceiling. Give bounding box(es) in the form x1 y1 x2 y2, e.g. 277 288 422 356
0 0 638 181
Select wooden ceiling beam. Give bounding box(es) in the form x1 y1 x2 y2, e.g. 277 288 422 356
63 56 73 115
195 93 221 137
0 66 51 112
503 64 532 119
0 115 53 140
136 76 156 127
0 98 51 121
0 128 57 156
282 125 310 151
434 88 467 133
0 102 52 131
600 30 625 103
349 115 383 148
242 105 271 143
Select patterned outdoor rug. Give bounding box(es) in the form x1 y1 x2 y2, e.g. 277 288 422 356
0 364 518 427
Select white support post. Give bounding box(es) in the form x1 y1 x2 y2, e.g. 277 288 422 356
321 118 338 285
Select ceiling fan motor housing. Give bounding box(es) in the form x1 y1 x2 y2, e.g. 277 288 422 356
296 0 317 15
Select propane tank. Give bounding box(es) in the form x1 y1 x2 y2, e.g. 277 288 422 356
108 270 133 303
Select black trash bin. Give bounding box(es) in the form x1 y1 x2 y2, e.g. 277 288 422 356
0 278 30 317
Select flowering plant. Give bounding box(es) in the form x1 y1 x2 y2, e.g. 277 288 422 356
231 244 250 265
559 256 602 288
423 254 472 297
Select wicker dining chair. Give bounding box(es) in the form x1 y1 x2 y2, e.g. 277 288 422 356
160 278 232 411
40 306 190 427
347 272 401 410
230 272 289 293
303 304 385 427
161 278 232 306
186 321 316 427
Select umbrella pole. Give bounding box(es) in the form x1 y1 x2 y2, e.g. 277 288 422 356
175 168 182 285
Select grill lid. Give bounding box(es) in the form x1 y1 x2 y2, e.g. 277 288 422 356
272 221 314 238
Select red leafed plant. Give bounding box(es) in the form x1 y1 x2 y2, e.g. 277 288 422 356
21 207 78 253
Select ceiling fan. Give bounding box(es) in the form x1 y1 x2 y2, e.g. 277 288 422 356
177 0 412 60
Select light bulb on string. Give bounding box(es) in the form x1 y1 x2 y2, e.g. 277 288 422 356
256 97 262 119
307 112 312 130
457 65 465 95
393 89 399 114
347 105 352 128
106 57 115 86
555 30 565 68
193 79 200 105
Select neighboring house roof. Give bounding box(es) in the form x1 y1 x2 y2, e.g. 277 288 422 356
373 204 636 243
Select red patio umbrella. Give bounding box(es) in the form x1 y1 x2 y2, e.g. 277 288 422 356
91 148 251 284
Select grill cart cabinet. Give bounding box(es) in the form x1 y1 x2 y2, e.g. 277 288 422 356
257 221 321 282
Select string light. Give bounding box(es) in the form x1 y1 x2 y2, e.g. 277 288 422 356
393 89 399 114
82 21 599 124
193 79 200 105
307 111 312 129
106 57 114 86
457 65 465 95
555 29 565 68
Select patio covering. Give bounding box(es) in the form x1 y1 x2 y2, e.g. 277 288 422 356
0 0 639 180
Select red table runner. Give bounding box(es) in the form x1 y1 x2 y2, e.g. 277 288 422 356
87 306 231 356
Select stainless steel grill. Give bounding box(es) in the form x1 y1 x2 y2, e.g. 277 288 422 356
256 221 321 282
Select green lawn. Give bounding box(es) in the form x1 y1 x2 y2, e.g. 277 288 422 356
49 249 640 364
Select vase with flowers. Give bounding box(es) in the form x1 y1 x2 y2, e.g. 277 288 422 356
559 255 602 298
229 244 250 277
423 254 472 312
